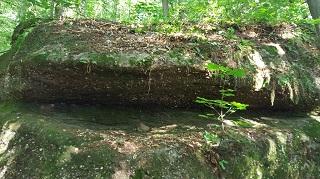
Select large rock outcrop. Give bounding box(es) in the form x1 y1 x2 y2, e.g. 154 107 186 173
0 19 319 110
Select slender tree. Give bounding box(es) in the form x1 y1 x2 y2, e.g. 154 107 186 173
162 0 169 18
306 0 320 36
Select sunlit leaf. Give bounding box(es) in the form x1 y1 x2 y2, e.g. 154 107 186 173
203 131 220 144
228 68 246 78
230 101 249 110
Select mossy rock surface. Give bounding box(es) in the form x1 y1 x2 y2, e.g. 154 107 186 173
0 102 215 178
0 20 319 110
0 102 319 178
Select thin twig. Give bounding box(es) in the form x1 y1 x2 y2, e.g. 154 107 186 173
205 104 220 116
224 107 234 117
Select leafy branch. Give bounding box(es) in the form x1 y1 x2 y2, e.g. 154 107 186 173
196 63 248 132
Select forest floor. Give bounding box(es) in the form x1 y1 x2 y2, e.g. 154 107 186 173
0 102 319 178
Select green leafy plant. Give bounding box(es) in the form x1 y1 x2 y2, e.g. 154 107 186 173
223 27 237 39
195 63 248 132
219 160 228 170
203 131 220 145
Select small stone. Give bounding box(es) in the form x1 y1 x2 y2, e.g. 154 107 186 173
138 122 150 132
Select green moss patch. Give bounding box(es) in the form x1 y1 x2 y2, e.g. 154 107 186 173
0 102 319 178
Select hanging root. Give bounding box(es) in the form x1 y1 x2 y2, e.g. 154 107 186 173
147 68 153 95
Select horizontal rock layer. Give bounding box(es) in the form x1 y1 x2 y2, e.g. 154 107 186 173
1 20 319 110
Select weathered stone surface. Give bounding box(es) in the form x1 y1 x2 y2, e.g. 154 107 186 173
0 20 319 110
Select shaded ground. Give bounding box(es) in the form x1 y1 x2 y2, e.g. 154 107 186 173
0 102 319 178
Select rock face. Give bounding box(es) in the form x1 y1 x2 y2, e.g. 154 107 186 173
0 19 319 110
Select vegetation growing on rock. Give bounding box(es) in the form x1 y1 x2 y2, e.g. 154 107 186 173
0 0 319 178
0 19 319 111
0 103 319 178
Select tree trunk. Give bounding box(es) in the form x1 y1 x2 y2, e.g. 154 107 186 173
112 0 119 21
50 0 55 18
162 0 169 18
54 4 64 20
306 0 320 36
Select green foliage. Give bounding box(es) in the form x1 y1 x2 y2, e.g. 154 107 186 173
0 0 317 51
196 97 248 112
207 63 246 78
232 119 254 128
223 27 237 39
219 160 229 170
0 20 15 52
133 2 163 24
303 121 320 140
218 0 309 25
196 63 248 131
203 131 220 145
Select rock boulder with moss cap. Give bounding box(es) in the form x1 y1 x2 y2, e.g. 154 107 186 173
0 20 319 110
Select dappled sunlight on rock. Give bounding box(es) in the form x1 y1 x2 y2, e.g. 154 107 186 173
245 31 258 38
58 146 80 164
0 149 16 178
112 168 130 179
223 120 236 127
256 166 263 179
315 77 320 91
260 116 280 122
159 124 178 130
0 122 21 178
278 27 298 39
264 42 286 56
299 133 310 143
99 131 143 154
0 122 21 154
207 34 224 41
117 141 138 154
150 129 168 134
248 50 271 91
310 115 320 123
275 131 288 144
183 125 198 130
266 138 277 162
240 117 268 128
249 50 266 69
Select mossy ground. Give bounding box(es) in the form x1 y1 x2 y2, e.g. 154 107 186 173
0 102 119 178
0 102 215 178
214 114 320 178
0 102 319 178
